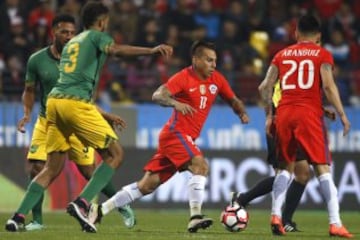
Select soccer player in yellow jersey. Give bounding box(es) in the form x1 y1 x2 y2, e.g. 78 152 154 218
13 14 136 231
6 2 172 233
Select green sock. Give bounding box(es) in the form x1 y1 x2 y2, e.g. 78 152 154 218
17 182 45 215
101 181 117 198
28 176 44 224
79 162 115 202
32 193 44 224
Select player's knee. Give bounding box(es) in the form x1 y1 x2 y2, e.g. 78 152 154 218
28 160 45 178
294 170 311 184
295 174 310 185
101 142 124 168
190 157 209 176
137 172 161 195
77 164 95 180
138 179 159 195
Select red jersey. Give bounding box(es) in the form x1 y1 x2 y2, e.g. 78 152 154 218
163 66 235 139
272 41 334 115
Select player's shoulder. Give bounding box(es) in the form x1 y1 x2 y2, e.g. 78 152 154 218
86 29 112 40
175 67 192 79
29 47 49 59
211 70 226 82
212 70 225 78
28 47 50 63
319 45 333 56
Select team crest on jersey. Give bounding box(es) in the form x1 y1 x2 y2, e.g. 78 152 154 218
29 145 39 153
200 84 206 95
209 84 217 94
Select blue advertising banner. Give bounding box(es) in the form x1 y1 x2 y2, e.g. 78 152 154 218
136 104 360 151
0 103 359 151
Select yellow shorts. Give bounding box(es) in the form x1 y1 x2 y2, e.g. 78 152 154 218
28 116 95 165
46 98 118 154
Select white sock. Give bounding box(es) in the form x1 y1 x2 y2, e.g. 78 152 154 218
102 182 143 215
318 173 341 226
271 170 291 217
188 175 207 217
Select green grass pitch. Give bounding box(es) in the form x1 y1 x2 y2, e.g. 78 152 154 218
0 209 358 240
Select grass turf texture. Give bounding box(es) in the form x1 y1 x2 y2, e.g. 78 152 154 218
0 209 358 240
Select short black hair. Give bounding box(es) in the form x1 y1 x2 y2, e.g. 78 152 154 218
52 14 75 28
297 15 321 34
81 1 109 29
191 41 216 57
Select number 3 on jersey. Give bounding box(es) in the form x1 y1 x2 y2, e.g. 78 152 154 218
64 42 80 73
282 59 314 90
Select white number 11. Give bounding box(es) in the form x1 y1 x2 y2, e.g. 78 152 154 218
200 96 207 109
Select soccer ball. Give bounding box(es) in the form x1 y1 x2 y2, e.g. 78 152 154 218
220 204 249 232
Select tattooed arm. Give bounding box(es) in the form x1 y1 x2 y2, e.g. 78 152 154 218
152 85 196 115
258 64 278 136
258 64 279 117
321 63 350 136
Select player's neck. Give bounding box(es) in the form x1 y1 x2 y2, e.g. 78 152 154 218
191 66 207 81
297 37 318 44
50 44 61 60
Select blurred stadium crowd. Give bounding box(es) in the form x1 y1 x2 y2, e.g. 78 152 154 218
0 0 359 106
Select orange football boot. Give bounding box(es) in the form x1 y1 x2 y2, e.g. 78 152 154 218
271 215 286 236
329 224 353 238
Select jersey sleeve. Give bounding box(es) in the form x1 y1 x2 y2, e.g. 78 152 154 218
91 31 114 54
25 55 37 86
217 72 235 100
165 70 186 95
271 51 281 68
321 49 334 67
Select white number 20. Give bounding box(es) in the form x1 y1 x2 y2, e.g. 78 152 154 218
282 59 315 90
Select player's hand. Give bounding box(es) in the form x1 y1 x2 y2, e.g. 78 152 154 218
239 113 249 124
265 116 273 137
174 102 196 116
151 44 173 58
340 115 350 136
324 108 336 121
105 113 127 131
17 115 30 133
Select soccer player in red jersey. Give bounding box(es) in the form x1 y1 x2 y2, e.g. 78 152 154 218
259 15 353 238
88 41 249 233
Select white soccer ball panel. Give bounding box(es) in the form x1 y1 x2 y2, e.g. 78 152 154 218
236 208 249 222
223 214 238 226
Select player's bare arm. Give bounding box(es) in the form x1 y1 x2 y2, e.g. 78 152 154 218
258 65 278 136
152 85 196 115
18 84 36 133
107 44 173 58
96 106 126 130
228 96 249 124
258 64 278 116
321 63 350 136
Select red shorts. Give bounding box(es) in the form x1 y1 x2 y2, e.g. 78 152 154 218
144 129 202 183
275 106 332 165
